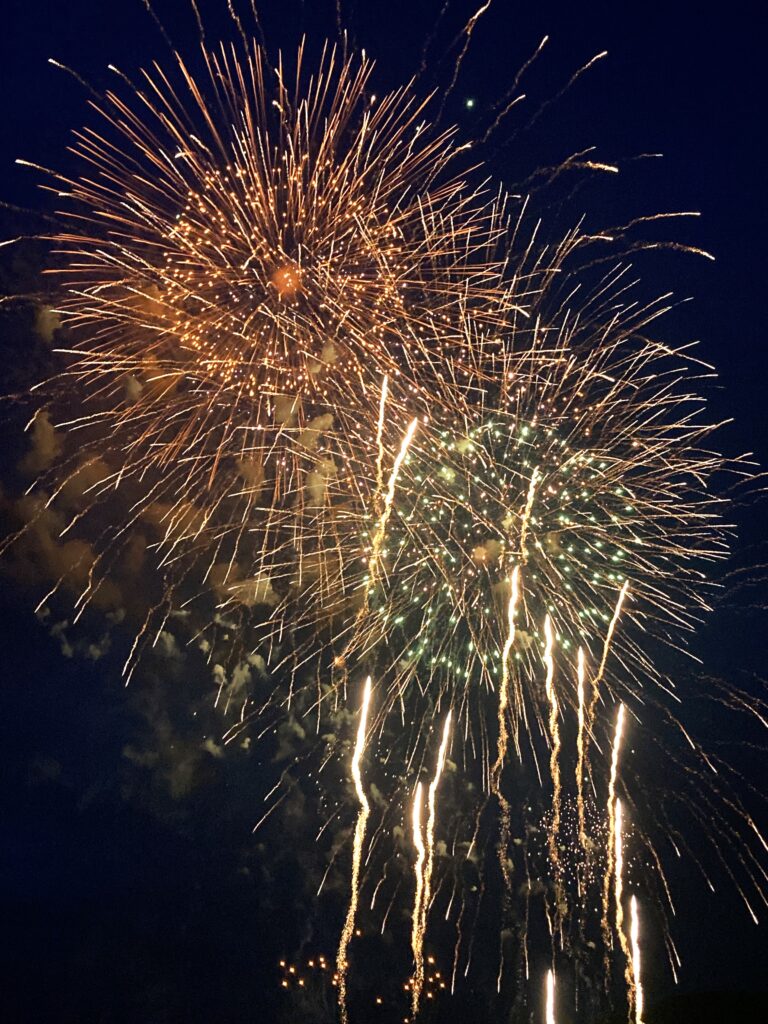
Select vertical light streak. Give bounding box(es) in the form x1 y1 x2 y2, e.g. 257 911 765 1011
519 467 540 559
336 676 373 1024
411 711 452 1017
614 797 636 1015
587 583 630 775
630 895 645 1024
593 581 630 697
493 568 521 989
410 782 427 1015
545 967 556 1024
576 647 587 856
424 711 452 927
494 566 521 781
544 615 562 876
614 797 626 936
602 703 626 945
366 417 419 595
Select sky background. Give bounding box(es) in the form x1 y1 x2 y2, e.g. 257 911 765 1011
1 2 766 1022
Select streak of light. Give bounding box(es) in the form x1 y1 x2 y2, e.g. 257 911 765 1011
336 676 373 1024
630 895 645 1024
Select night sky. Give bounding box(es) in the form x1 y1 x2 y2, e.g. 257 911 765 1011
1 2 766 1022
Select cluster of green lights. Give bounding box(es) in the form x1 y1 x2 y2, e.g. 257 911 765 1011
361 413 637 690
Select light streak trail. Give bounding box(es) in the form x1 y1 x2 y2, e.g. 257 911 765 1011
630 895 645 1024
614 797 636 1016
544 614 562 879
545 967 556 1024
593 581 630 703
411 711 452 1017
576 647 587 856
494 566 521 782
493 567 521 989
366 417 419 596
410 781 427 1015
336 675 373 1024
602 703 626 946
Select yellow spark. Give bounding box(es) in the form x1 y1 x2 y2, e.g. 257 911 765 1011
630 895 645 1024
603 703 626 947
336 676 373 1024
576 647 587 855
367 417 419 595
411 711 452 1018
493 567 521 955
593 581 630 698
545 968 556 1024
544 614 562 878
614 797 636 1015
494 566 521 781
410 781 427 1016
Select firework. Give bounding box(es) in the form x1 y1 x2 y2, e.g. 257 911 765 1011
12 31 514 686
5 6 766 1024
336 675 372 1024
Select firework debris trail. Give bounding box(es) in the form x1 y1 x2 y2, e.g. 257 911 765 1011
492 566 521 989
336 675 373 1024
629 895 645 1024
543 614 563 902
546 967 557 1024
602 703 627 952
410 711 452 1016
613 797 637 1017
576 647 587 864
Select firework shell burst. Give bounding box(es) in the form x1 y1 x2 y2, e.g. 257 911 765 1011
25 36 512 669
348 285 728 754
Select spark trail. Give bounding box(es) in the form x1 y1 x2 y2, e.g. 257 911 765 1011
546 967 557 1024
614 798 636 1015
544 615 562 883
576 647 587 857
336 676 373 1024
630 895 645 1024
410 782 427 1015
411 711 452 1017
602 703 626 948
366 418 419 598
591 582 630 719
493 567 520 991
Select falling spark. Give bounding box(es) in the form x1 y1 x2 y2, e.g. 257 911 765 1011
603 704 626 946
366 418 419 596
545 968 556 1024
614 798 636 1015
544 614 562 877
630 895 645 1024
519 467 540 559
411 711 452 1017
411 781 427 1015
336 676 373 1024
593 582 630 702
576 647 587 855
494 566 521 782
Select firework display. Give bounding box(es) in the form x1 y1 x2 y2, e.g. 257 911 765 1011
3 4 766 1023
